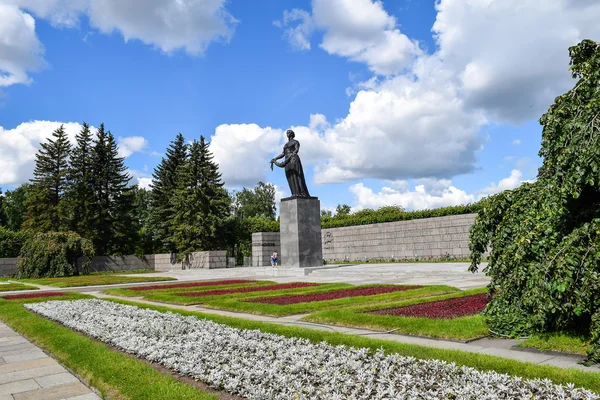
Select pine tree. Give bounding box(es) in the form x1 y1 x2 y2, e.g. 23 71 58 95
149 133 188 252
90 125 138 255
65 122 95 237
24 125 71 232
170 136 230 261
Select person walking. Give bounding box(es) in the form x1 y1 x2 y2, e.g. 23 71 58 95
270 251 279 268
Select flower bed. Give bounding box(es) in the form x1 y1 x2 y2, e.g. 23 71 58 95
248 285 420 305
128 279 256 292
370 293 488 319
182 282 319 297
26 300 596 399
3 292 67 300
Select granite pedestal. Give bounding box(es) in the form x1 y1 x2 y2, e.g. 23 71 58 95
280 197 323 268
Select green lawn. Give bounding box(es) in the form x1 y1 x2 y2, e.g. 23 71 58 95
106 297 600 394
102 279 282 297
21 275 176 288
518 332 592 356
0 294 217 400
0 281 39 292
304 288 489 340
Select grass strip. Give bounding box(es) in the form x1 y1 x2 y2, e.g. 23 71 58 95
142 282 354 306
103 280 278 298
0 295 217 400
106 297 600 394
21 275 176 288
0 282 39 292
518 333 592 356
304 288 489 340
202 285 459 316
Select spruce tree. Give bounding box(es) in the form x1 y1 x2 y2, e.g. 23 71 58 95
24 125 71 232
149 133 188 252
170 136 230 261
90 125 138 255
65 122 95 237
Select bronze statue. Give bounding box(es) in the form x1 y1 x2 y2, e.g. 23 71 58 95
271 129 311 197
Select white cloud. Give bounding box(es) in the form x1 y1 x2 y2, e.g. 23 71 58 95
8 0 237 56
350 169 529 212
0 4 45 87
274 8 314 51
276 0 421 76
308 113 328 131
512 139 521 146
432 0 600 123
127 169 152 189
0 121 81 185
118 136 148 158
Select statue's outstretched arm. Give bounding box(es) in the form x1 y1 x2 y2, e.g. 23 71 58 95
272 152 285 161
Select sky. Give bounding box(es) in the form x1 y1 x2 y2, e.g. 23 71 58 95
0 0 599 214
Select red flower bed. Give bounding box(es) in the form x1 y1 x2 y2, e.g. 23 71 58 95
182 282 320 297
3 292 67 300
128 279 256 292
247 285 421 305
370 293 488 319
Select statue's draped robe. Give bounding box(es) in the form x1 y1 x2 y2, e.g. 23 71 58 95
282 139 310 197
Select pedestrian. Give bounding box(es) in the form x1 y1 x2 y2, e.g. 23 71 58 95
270 251 279 268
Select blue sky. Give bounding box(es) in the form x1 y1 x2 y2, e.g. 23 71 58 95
1 0 598 213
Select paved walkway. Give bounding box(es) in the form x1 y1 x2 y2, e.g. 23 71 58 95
0 323 100 400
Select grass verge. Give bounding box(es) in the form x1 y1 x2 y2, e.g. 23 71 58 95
0 281 39 292
0 294 217 400
200 285 460 317
106 297 600 394
517 332 592 356
21 275 176 288
303 288 489 340
102 280 280 298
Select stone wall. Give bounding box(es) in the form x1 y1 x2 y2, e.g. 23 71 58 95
321 214 476 262
0 258 18 277
252 232 281 267
252 213 478 265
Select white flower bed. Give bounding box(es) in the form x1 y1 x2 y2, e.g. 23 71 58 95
25 299 598 400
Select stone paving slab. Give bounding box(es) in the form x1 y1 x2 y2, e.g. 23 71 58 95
0 322 100 400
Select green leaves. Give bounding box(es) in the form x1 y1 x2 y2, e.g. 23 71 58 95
470 40 600 363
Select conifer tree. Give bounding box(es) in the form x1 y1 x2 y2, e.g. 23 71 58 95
90 125 138 254
24 125 71 232
170 136 230 261
65 122 95 237
149 133 188 252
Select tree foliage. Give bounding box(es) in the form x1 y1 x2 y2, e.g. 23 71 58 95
232 181 276 220
469 40 600 363
149 133 188 253
170 137 230 261
17 231 95 278
0 227 29 258
24 125 71 232
2 184 30 231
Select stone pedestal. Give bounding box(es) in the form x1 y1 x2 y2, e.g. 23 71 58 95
280 197 323 268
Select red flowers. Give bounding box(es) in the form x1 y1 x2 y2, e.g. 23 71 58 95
129 279 256 292
370 293 488 319
248 285 420 305
3 292 67 300
182 282 320 297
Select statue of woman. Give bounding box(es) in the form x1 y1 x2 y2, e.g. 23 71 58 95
270 129 311 197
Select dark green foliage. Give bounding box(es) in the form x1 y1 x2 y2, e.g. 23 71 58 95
131 185 155 255
224 217 280 263
232 181 276 220
0 189 5 227
321 203 481 229
24 125 72 232
469 40 600 363
17 231 95 278
170 137 230 261
65 122 96 238
0 227 30 258
2 184 30 231
335 204 351 216
149 133 188 253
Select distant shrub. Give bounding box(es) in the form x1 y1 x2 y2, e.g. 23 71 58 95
0 227 30 258
17 231 95 278
320 203 481 229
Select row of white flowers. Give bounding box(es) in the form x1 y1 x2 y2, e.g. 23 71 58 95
26 299 597 400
